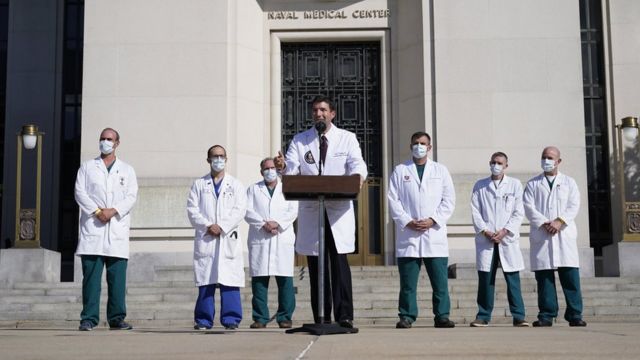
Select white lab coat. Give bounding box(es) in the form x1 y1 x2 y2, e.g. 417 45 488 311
187 173 247 287
245 180 299 277
284 125 368 255
387 158 456 258
523 173 580 271
470 176 525 272
74 157 138 259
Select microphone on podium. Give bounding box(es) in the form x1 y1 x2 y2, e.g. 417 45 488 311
315 121 326 175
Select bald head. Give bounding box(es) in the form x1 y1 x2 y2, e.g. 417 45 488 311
542 146 561 159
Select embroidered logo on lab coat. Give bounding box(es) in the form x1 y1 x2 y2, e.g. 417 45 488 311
304 151 316 164
404 175 411 181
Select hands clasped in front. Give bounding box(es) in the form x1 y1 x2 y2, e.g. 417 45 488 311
483 228 509 244
262 221 280 235
406 218 435 232
542 219 563 235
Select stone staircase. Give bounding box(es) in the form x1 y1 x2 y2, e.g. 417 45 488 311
1 266 640 328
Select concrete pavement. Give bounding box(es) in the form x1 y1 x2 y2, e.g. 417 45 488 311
1 322 639 359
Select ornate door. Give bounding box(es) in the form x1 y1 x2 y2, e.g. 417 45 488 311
281 42 383 265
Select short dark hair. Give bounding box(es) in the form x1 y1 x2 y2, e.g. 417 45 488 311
410 131 431 144
491 151 508 162
311 96 335 111
100 127 120 141
259 157 274 169
207 145 227 158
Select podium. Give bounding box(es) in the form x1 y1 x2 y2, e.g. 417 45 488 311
282 175 361 335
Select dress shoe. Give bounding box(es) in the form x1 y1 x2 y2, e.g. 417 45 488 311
396 319 412 329
569 319 587 327
470 319 489 327
434 318 455 328
532 319 553 327
250 321 266 329
278 321 293 329
78 320 94 331
109 320 132 330
338 319 354 328
513 319 530 327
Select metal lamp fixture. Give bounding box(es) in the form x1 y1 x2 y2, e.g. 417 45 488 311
15 124 44 248
615 117 640 241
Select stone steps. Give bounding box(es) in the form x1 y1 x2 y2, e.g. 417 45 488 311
2 266 640 328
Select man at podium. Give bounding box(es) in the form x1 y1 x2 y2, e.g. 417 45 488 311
274 96 368 328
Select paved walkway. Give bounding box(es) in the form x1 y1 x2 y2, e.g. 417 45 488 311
1 323 639 359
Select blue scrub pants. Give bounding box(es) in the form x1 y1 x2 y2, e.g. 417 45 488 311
475 244 526 322
534 267 583 322
194 284 242 328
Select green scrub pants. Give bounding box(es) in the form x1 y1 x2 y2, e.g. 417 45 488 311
534 267 583 322
251 276 296 324
397 257 451 323
80 255 128 326
476 244 526 322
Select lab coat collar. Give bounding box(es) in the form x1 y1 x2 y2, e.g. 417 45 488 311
258 180 279 198
93 156 120 175
536 172 564 194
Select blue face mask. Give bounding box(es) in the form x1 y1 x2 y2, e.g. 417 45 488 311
262 168 278 183
211 158 225 172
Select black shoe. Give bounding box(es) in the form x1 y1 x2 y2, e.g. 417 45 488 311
396 319 412 329
78 320 94 331
338 319 353 328
109 320 132 330
470 319 489 327
513 319 530 327
569 319 587 327
278 320 293 329
224 323 238 330
434 318 455 328
250 321 266 329
193 324 210 330
532 319 553 327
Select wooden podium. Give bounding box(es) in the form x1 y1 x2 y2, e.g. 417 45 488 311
282 174 361 335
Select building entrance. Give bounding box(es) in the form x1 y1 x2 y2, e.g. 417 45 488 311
281 42 383 266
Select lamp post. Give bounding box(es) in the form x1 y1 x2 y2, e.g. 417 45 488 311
14 124 44 248
615 116 640 242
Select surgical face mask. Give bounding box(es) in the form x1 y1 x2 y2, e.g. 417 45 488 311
490 164 503 176
411 144 428 159
99 140 114 155
211 158 225 172
541 159 556 173
262 168 278 183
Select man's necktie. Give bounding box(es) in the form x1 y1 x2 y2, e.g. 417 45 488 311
320 135 328 165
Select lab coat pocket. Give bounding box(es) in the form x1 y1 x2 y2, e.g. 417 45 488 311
80 215 103 237
194 235 215 259
224 231 239 259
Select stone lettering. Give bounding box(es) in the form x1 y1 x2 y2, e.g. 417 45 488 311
268 9 390 20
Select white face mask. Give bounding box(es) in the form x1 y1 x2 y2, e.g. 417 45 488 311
541 159 556 173
411 144 428 159
211 158 225 172
99 140 114 155
262 169 278 183
490 164 503 176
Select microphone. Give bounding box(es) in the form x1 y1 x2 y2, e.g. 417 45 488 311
315 121 326 175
